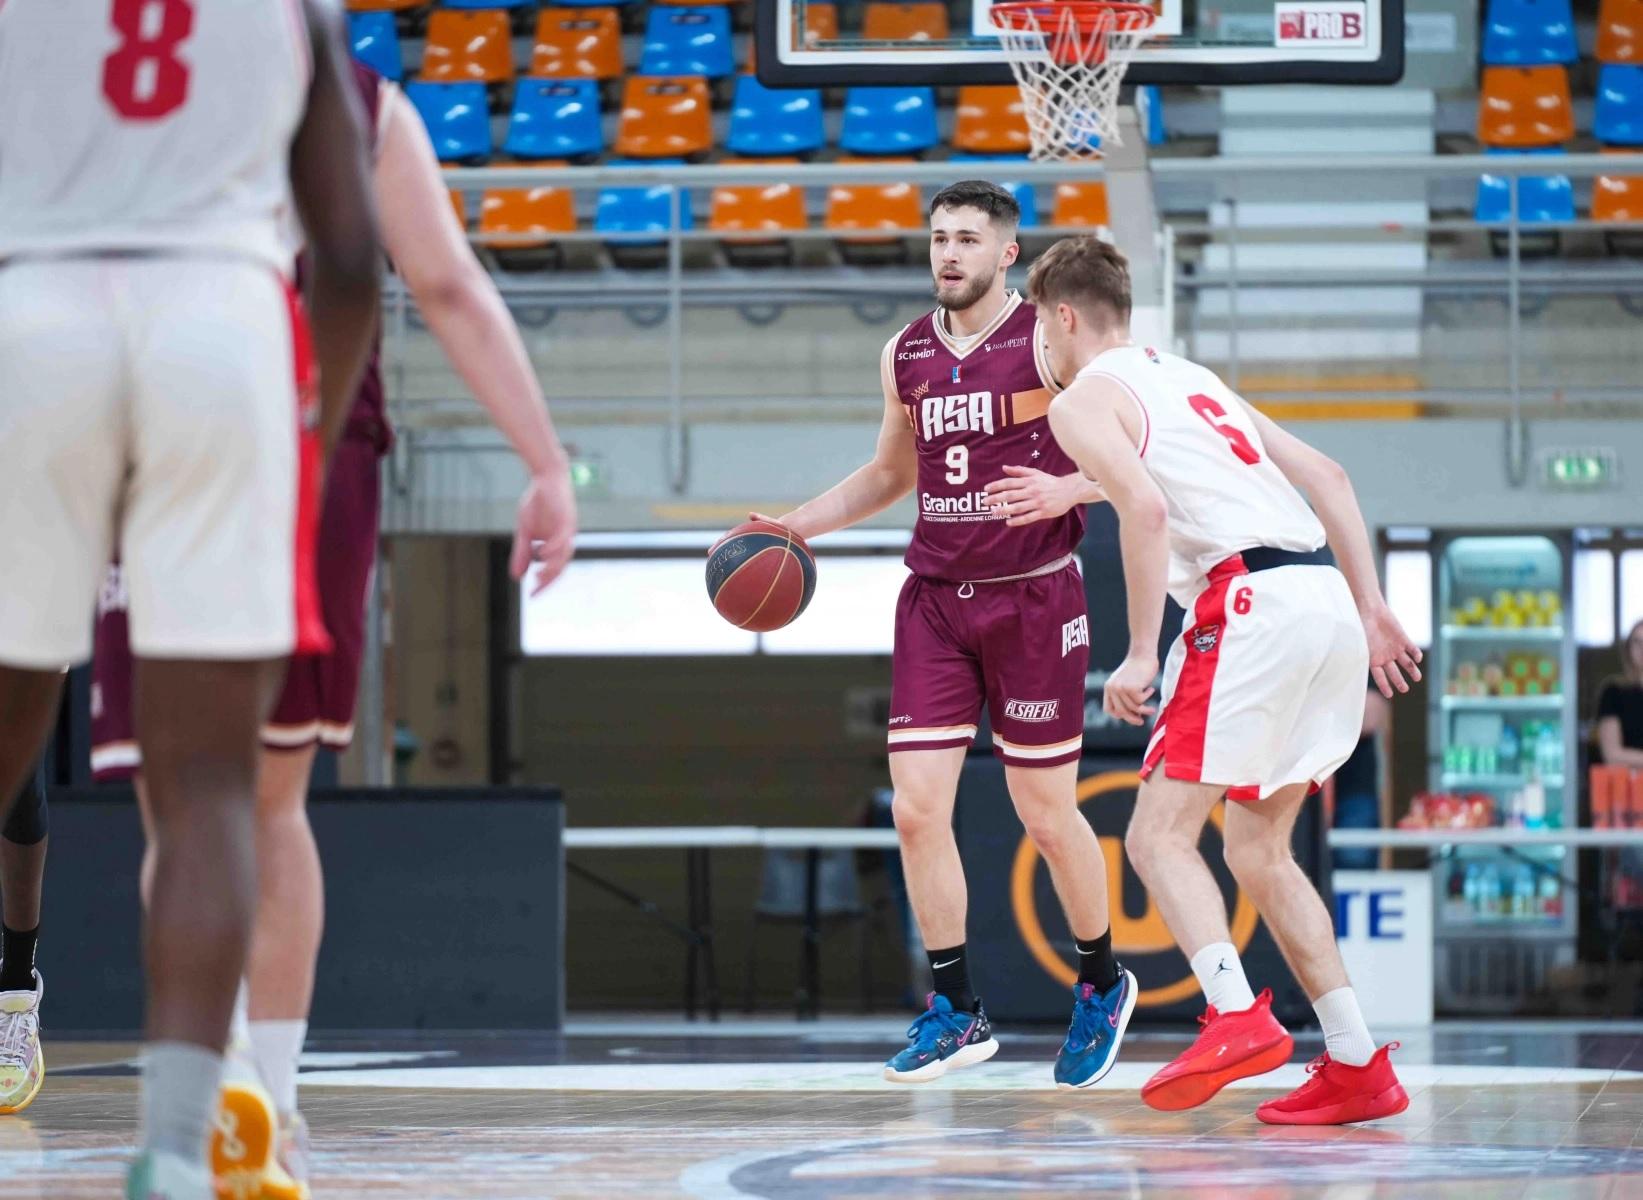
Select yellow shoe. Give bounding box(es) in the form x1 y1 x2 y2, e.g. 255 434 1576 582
0 971 44 1115
258 1112 310 1200
209 1070 277 1200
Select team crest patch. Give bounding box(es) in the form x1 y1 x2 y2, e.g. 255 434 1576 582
1192 625 1220 653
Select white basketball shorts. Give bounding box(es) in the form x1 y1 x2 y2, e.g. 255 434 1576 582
1141 560 1368 801
0 255 328 668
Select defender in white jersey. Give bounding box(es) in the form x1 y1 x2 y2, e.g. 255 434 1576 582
0 3 379 1198
1027 237 1422 1129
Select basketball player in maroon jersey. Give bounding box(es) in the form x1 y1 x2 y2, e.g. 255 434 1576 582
67 61 576 1199
0 3 379 1195
754 182 1137 1086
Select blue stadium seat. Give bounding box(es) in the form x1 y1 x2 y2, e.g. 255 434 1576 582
504 78 604 160
840 87 939 155
639 7 735 79
1597 65 1643 144
948 154 1038 227
405 81 493 163
1475 148 1575 223
597 160 696 242
1482 0 1578 65
347 11 402 81
726 76 825 156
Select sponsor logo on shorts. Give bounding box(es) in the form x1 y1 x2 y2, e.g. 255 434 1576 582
1004 699 1059 723
1274 1 1367 47
1061 615 1090 657
97 565 128 617
888 714 913 726
1192 625 1221 653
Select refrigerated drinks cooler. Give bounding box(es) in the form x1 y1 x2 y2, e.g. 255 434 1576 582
1429 533 1577 1013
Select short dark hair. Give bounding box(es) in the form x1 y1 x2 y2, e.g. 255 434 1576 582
1026 235 1132 328
929 180 1020 236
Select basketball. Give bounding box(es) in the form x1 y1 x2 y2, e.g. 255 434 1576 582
705 519 817 632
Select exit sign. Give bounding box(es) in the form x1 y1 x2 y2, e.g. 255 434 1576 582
1542 448 1618 490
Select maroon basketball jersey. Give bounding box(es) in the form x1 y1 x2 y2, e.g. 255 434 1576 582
292 62 390 452
887 292 1083 581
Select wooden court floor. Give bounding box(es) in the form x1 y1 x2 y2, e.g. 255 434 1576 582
6 1024 1643 1198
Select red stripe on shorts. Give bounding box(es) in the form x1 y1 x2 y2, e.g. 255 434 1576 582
283 280 333 657
1164 571 1240 782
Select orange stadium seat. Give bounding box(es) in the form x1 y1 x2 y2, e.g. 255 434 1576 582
1051 180 1110 229
482 168 578 270
953 86 1031 154
346 0 423 11
1598 0 1643 64
1478 65 1574 147
615 76 714 159
448 188 469 229
530 8 624 80
422 9 517 85
827 159 921 263
1593 149 1643 252
711 160 807 264
861 1 950 41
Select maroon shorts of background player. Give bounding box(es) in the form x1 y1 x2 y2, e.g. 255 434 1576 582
90 437 382 781
886 560 1090 769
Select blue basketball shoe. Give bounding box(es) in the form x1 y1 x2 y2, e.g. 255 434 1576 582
1054 968 1137 1090
882 993 998 1083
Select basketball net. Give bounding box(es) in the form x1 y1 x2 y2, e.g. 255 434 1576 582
989 1 1156 159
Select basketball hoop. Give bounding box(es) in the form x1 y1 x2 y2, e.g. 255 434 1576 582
989 1 1156 159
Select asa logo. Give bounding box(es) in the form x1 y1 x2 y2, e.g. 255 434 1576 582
1275 1 1367 46
921 392 995 441
1061 614 1090 657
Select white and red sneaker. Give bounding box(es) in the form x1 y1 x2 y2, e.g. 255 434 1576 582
1256 1043 1409 1125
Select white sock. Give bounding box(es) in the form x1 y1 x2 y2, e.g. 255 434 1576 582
1313 986 1376 1067
249 1019 307 1115
229 980 252 1053
1189 942 1257 1013
141 1042 224 1160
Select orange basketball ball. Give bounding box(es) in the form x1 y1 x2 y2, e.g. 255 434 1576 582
705 519 817 633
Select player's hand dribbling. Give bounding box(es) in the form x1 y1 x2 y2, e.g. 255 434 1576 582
983 466 1093 527
1362 602 1423 698
1104 652 1159 726
512 469 578 595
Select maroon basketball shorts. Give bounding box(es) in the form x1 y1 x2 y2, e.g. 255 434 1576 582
887 560 1089 769
91 438 381 781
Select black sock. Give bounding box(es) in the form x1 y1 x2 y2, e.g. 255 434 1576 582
926 944 974 1011
0 923 38 991
1076 929 1119 992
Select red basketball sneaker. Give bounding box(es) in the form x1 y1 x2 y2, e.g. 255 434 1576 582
1141 988 1294 1111
1256 1043 1409 1125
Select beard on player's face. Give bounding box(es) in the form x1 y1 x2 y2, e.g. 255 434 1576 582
932 262 998 312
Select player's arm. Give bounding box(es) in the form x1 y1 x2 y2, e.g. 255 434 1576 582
1047 378 1167 726
763 342 917 540
1242 404 1423 697
374 87 575 592
291 0 382 455
986 319 1107 523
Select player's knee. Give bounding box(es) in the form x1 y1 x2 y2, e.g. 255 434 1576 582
1123 818 1158 877
1223 835 1288 883
1016 802 1068 858
891 789 948 841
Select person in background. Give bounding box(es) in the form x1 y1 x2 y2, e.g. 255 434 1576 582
1597 620 1643 769
1331 684 1390 871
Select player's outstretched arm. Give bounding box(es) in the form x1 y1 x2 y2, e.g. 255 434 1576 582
769 362 917 541
293 0 382 455
374 87 575 593
1048 379 1167 726
982 465 1106 527
1244 405 1423 697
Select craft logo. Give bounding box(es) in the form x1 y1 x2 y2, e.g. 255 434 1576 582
1004 699 1059 723
1192 624 1220 653
1274 1 1368 47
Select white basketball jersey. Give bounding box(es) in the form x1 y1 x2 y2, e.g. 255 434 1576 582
1076 344 1326 607
0 0 311 273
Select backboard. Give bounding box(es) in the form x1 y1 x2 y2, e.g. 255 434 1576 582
753 0 1404 88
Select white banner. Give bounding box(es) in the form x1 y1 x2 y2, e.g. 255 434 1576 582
1334 870 1434 1028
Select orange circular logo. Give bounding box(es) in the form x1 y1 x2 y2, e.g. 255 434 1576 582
1009 770 1259 1007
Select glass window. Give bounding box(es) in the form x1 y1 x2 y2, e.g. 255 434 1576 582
520 559 758 655
1574 549 1615 648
